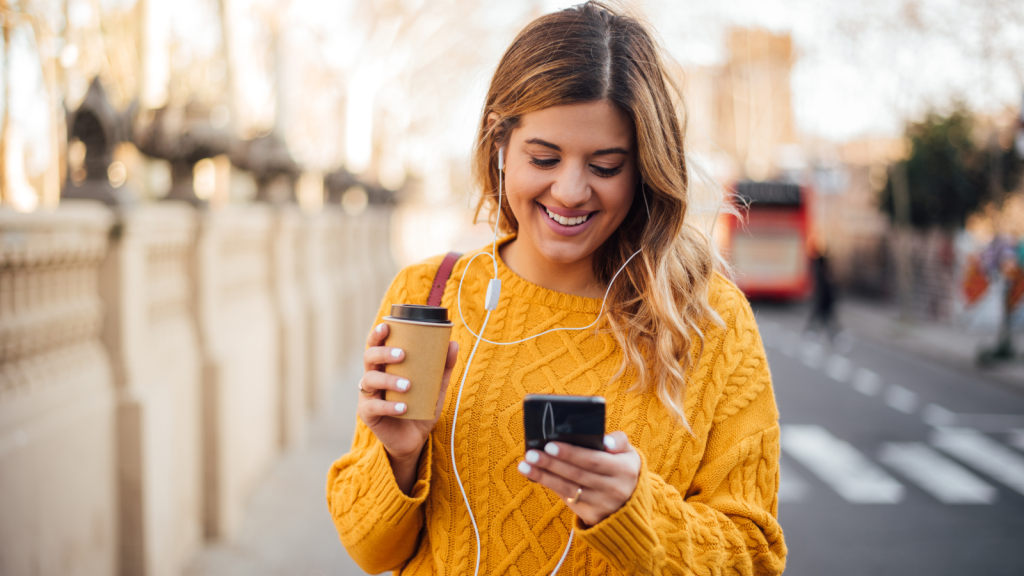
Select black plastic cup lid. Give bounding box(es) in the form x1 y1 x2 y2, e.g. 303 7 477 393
389 304 450 323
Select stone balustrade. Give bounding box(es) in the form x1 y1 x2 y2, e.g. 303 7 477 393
0 201 117 575
0 200 396 576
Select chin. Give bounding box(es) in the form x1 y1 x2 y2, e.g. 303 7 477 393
532 235 596 266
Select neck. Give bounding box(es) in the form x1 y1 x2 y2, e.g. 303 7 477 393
499 238 606 299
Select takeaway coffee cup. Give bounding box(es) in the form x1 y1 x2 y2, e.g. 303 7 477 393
383 304 454 420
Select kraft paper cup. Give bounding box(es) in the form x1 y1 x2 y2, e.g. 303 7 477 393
383 304 453 420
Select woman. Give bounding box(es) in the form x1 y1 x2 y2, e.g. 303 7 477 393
327 3 786 574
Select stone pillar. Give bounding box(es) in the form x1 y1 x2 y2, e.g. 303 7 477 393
0 200 117 576
98 202 204 576
331 208 369 375
269 207 308 447
302 212 338 415
193 206 279 538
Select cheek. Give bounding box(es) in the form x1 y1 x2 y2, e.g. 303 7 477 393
503 169 545 213
602 183 636 223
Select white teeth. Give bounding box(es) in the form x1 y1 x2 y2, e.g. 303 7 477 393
545 207 589 226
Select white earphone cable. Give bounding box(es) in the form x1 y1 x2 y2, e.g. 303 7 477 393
450 147 649 576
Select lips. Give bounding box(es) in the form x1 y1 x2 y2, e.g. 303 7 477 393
544 206 591 226
536 202 598 237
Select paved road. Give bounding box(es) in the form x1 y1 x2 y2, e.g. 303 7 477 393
756 303 1024 576
188 305 1024 575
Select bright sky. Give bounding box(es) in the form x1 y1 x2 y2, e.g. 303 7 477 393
3 0 1022 191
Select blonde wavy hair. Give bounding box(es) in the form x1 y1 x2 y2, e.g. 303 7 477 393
472 1 727 429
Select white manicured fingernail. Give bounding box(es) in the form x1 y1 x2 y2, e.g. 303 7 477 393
396 379 410 391
395 403 406 413
376 323 384 333
525 450 540 464
544 443 559 456
603 435 616 450
391 348 402 358
517 461 531 474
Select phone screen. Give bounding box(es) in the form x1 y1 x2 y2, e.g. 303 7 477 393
523 394 605 451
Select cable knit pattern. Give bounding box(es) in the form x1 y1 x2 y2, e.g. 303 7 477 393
327 237 786 575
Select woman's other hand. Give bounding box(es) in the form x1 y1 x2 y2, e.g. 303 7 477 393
359 322 459 494
517 431 641 527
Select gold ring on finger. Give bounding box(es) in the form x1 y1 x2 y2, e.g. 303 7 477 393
358 379 375 397
566 486 583 505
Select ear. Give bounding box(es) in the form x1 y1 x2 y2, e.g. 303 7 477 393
487 112 506 169
487 112 503 151
486 111 501 131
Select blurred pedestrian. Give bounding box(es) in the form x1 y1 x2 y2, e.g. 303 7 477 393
805 238 841 342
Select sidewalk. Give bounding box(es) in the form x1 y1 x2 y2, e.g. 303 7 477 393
185 363 369 576
838 298 1024 390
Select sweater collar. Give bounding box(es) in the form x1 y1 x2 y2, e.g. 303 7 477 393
480 233 607 315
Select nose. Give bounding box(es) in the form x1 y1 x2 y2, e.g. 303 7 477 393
549 165 591 208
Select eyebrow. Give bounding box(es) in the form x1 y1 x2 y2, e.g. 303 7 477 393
524 138 629 156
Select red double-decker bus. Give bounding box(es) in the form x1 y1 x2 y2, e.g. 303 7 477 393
723 181 812 300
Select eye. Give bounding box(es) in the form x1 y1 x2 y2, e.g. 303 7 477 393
529 157 559 169
591 165 623 178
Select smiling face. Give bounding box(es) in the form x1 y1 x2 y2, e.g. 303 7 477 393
501 100 638 276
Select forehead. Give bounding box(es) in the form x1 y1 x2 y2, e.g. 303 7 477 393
514 101 634 149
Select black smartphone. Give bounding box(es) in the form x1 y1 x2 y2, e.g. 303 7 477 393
523 394 606 451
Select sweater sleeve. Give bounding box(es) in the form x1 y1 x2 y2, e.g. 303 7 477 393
325 258 443 574
576 287 787 575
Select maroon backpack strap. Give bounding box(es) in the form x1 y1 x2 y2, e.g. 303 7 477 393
427 251 463 307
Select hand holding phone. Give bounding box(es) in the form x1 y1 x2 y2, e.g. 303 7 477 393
523 394 605 451
519 395 641 527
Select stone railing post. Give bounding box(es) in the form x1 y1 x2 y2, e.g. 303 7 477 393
0 201 117 575
302 212 338 414
98 202 204 576
331 208 358 372
269 206 308 447
193 206 279 538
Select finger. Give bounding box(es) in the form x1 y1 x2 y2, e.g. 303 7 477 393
541 442 622 477
366 322 389 348
444 340 460 369
363 345 406 367
358 397 409 418
523 448 611 492
433 342 460 419
360 370 411 394
602 431 634 455
517 458 583 502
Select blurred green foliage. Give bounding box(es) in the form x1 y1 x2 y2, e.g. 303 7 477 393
879 106 1022 229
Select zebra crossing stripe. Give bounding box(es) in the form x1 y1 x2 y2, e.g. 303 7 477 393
884 385 919 415
825 354 853 382
931 427 1024 497
1009 430 1024 452
878 442 996 504
800 340 825 368
851 368 883 397
778 459 810 503
781 425 904 504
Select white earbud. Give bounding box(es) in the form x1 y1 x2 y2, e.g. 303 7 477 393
497 145 505 170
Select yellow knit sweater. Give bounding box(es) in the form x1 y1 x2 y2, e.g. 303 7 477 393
327 238 786 575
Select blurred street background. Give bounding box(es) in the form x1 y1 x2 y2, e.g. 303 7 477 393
1 0 1023 575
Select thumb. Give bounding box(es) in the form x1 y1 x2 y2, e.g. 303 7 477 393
602 431 632 454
